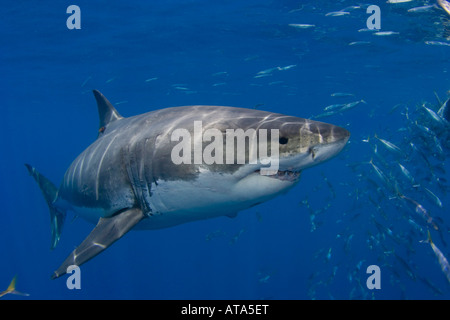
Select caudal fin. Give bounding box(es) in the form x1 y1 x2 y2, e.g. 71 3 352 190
25 164 66 249
6 275 16 292
427 229 434 245
0 275 29 298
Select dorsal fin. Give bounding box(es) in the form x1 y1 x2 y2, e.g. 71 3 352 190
93 90 123 133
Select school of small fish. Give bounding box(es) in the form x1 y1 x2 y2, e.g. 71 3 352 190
305 92 450 299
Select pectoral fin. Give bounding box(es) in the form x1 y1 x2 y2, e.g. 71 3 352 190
51 208 145 279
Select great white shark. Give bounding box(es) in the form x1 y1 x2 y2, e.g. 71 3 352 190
26 90 350 279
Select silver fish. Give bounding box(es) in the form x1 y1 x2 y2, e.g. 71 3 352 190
424 230 450 283
422 104 445 125
374 134 403 155
423 187 443 208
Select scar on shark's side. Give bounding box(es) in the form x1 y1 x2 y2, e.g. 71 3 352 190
26 90 350 279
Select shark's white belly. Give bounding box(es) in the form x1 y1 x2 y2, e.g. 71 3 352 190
136 170 297 230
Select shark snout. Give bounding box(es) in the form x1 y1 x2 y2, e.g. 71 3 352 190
309 124 350 164
276 121 349 172
331 125 350 143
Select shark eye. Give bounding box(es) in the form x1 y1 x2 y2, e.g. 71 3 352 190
279 137 289 145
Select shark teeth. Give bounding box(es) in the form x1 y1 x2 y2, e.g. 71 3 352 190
254 169 301 181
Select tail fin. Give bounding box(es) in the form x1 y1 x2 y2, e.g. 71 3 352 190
25 164 66 249
6 275 16 292
0 275 29 298
420 230 434 245
427 230 433 245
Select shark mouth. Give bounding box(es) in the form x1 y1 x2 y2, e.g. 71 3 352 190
254 169 301 182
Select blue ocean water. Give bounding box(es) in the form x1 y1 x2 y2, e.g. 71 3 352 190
1 0 450 300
